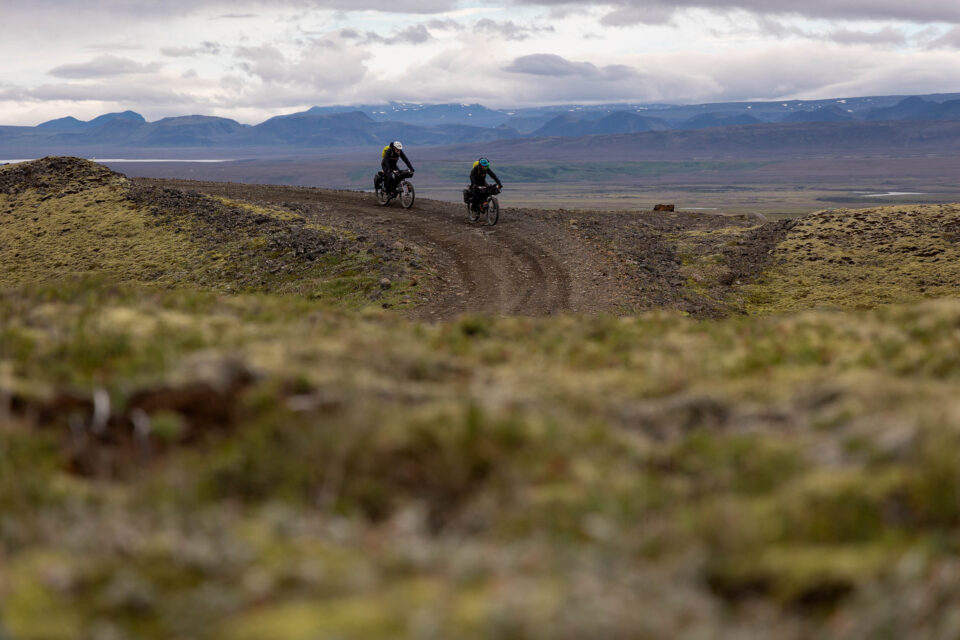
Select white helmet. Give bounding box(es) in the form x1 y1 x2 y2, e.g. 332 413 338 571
393 140 403 150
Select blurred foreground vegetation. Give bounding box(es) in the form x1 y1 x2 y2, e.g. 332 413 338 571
4 277 960 639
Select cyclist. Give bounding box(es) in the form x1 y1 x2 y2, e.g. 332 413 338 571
468 157 502 212
381 141 414 195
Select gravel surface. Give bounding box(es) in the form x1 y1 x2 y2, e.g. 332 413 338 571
133 177 786 319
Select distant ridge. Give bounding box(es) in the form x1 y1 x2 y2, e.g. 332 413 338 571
5 92 960 153
782 105 854 123
434 120 960 162
37 110 145 131
865 96 960 121
530 112 670 137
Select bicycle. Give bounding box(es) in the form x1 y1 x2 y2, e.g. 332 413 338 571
374 169 415 209
465 185 500 226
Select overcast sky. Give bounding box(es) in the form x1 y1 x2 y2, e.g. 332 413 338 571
2 0 960 125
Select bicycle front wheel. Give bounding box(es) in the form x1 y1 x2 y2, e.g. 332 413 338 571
400 182 415 209
485 196 499 226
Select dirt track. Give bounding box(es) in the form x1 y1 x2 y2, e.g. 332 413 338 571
133 178 630 320
133 178 777 319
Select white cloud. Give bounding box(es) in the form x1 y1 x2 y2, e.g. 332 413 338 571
233 34 372 94
503 54 618 77
84 42 145 52
475 19 556 41
927 26 960 49
352 24 435 45
515 0 960 25
599 6 675 26
753 19 911 47
48 55 162 79
161 42 223 57
28 82 186 104
826 27 908 47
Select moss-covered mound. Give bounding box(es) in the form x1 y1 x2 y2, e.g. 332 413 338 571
0 156 120 196
0 157 410 304
744 204 960 313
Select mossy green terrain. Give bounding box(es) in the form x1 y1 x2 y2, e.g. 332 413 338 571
4 159 960 639
0 157 415 306
743 204 960 313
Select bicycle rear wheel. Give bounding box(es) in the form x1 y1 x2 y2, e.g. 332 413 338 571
375 188 390 206
400 182 415 209
485 196 499 226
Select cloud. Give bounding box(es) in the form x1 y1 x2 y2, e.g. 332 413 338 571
84 42 145 52
373 24 434 45
234 35 371 91
483 43 960 106
396 24 434 44
927 26 960 49
475 19 555 41
826 27 908 47
599 6 675 26
0 83 26 102
339 23 435 45
234 45 290 83
342 18 553 46
515 0 960 25
503 54 612 77
426 18 465 31
48 55 161 79
4 0 458 20
28 83 182 104
161 42 223 57
755 19 910 47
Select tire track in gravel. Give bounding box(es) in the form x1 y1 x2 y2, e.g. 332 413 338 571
133 178 613 321
501 233 573 314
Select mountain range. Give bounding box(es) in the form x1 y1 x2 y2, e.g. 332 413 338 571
3 94 960 153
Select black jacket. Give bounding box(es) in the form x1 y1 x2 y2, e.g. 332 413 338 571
470 163 501 188
382 146 413 173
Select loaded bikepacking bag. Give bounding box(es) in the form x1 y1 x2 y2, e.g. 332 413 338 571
462 188 471 204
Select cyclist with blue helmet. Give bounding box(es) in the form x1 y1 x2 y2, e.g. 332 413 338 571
467 157 502 212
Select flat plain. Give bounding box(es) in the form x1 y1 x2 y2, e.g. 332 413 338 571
95 151 960 217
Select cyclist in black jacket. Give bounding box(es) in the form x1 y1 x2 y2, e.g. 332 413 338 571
468 157 502 211
381 141 414 194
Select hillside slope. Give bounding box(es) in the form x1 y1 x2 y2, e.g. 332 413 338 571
0 157 414 306
745 204 960 313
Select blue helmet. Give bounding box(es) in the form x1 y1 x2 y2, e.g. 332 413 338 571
479 157 490 168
